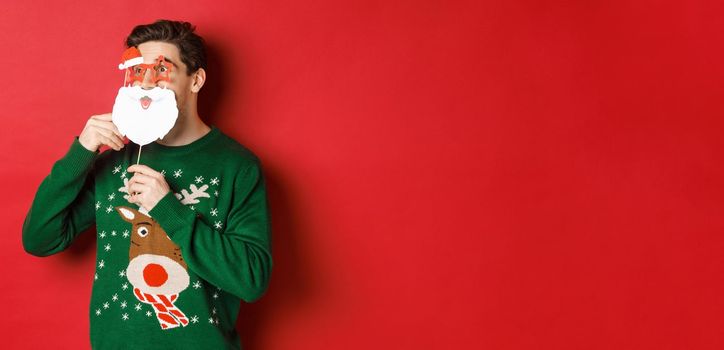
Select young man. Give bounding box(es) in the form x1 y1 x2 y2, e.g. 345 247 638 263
22 20 272 349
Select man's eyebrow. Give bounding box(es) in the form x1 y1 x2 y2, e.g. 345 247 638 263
156 56 177 66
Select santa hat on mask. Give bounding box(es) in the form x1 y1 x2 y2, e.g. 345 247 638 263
118 47 144 70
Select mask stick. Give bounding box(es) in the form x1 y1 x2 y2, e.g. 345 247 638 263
131 145 142 198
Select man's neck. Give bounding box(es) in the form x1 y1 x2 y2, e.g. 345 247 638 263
157 111 211 146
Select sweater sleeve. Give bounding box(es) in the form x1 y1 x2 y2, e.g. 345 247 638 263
148 161 273 303
22 137 99 257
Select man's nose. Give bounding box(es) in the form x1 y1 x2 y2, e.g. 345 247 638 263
140 69 156 90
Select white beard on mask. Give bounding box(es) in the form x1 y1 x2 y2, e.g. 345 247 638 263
111 86 179 146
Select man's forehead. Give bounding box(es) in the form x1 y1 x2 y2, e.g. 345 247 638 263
137 42 182 66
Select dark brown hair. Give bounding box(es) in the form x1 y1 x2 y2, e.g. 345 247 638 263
125 19 207 76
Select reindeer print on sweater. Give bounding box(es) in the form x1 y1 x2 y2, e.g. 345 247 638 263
92 165 226 330
115 206 190 329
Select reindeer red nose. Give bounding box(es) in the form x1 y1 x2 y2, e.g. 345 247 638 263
143 263 168 287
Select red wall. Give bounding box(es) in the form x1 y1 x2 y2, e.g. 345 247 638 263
3 1 724 349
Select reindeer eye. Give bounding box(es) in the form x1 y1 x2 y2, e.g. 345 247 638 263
137 227 149 237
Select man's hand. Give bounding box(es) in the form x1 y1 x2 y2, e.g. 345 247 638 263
126 165 171 211
78 113 125 152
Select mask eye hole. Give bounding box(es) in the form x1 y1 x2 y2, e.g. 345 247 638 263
137 226 149 237
132 66 145 76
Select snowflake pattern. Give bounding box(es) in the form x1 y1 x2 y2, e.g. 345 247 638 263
98 260 105 269
118 270 126 277
99 231 106 239
120 301 127 309
193 281 202 289
122 313 129 321
104 243 111 252
95 201 101 210
173 169 183 178
135 304 142 311
108 193 115 201
214 221 223 229
96 309 102 316
210 208 218 216
105 205 113 213
195 176 204 183
191 315 199 323
103 302 110 309
112 294 118 302
210 177 219 185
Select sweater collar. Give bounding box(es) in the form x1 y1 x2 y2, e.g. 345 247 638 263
139 125 221 157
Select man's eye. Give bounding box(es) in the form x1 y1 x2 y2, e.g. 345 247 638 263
157 66 167 73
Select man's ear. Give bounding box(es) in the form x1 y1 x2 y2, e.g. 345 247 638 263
190 68 206 93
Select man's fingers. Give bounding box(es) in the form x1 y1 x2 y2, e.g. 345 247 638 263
100 133 124 150
106 128 124 141
128 165 162 178
93 113 113 121
88 120 124 149
110 124 124 139
90 118 124 140
128 173 154 185
127 182 149 195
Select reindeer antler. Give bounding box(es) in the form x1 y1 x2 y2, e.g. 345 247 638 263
119 178 131 201
175 184 211 205
117 178 210 208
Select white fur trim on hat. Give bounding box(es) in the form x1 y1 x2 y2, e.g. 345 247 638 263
118 56 145 70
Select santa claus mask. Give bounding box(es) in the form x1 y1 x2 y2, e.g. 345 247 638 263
112 85 178 146
111 47 179 146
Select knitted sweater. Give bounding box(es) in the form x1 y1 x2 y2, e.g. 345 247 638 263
22 126 272 349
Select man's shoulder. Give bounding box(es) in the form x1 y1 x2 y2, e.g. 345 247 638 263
212 128 263 168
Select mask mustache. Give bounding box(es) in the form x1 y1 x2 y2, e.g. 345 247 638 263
124 86 173 100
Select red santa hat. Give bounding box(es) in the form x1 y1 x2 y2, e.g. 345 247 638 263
118 47 144 70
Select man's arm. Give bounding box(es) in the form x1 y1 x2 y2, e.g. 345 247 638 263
148 162 273 302
22 137 99 256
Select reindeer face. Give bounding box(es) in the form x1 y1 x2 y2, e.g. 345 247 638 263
115 206 187 270
115 206 190 295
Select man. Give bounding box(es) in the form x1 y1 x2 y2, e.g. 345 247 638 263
22 20 272 349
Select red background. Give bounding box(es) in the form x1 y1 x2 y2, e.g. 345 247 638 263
2 0 724 349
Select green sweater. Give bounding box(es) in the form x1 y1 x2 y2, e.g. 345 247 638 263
22 126 272 349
